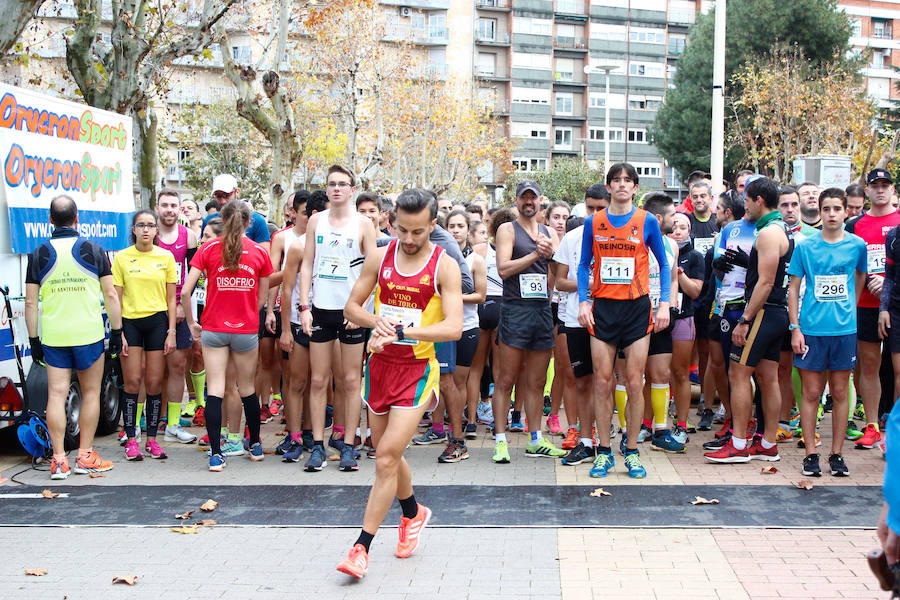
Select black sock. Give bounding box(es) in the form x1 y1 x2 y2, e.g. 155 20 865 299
241 393 261 445
314 440 324 448
355 529 375 552
123 392 138 438
146 393 162 437
205 395 223 456
597 445 611 454
398 494 418 519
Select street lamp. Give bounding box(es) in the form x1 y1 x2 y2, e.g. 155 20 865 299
585 64 618 174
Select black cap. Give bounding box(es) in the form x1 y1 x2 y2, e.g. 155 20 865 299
515 180 541 197
867 168 893 185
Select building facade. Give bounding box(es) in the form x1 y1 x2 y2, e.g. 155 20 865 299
840 0 900 108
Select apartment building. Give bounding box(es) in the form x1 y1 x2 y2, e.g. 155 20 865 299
840 0 900 107
473 0 705 191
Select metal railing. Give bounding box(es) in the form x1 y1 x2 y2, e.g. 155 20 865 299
553 36 587 49
476 0 510 7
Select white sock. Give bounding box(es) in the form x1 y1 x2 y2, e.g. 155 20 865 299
530 430 543 443
495 433 507 444
760 438 776 450
580 437 593 447
732 437 747 450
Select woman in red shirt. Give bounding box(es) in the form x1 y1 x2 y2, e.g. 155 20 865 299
182 200 273 471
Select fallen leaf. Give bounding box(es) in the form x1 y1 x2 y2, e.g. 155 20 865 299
262 449 275 455
200 499 218 512
795 479 814 490
41 489 59 499
89 472 105 478
327 453 340 461
761 465 778 474
590 488 611 497
111 575 138 585
274 431 287 436
170 525 199 534
195 519 217 526
690 496 720 505
174 511 194 520
25 568 47 576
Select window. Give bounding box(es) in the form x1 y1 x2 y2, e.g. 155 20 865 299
554 128 573 148
850 19 862 38
873 50 885 69
634 164 661 177
477 52 496 76
629 27 665 44
512 157 549 172
410 12 426 31
232 45 251 61
555 92 573 115
873 19 892 39
555 58 575 81
629 62 665 78
512 51 552 70
513 16 552 36
428 13 446 40
589 127 623 141
512 86 551 104
177 149 192 164
628 96 662 110
478 18 496 41
590 23 627 41
628 128 647 143
668 33 686 55
869 77 891 99
589 92 625 109
511 122 549 138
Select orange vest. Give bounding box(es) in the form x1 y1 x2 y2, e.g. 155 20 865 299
590 208 651 300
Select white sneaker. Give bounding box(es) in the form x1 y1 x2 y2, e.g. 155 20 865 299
609 422 617 440
713 404 727 424
164 424 198 444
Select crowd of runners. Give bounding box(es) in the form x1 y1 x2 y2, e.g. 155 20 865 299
24 162 898 577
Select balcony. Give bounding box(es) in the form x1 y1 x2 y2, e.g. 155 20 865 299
553 72 587 86
476 32 511 45
555 0 586 16
484 100 511 115
668 7 696 25
475 67 510 81
553 37 587 51
873 27 893 40
476 0 510 9
384 25 449 45
552 111 586 120
413 62 449 79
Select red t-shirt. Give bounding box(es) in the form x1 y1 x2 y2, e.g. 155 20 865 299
846 211 900 308
189 237 273 333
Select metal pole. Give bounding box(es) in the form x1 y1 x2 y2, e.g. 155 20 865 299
710 0 727 194
604 68 611 173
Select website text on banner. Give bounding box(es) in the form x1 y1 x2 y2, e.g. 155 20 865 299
0 82 134 254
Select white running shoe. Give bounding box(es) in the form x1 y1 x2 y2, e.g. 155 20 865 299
713 404 727 424
164 424 198 444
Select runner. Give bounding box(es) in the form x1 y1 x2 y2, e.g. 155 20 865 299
798 182 823 229
545 201 576 438
668 212 705 444
154 189 199 445
705 176 791 463
491 181 564 463
577 163 672 478
687 181 718 257
25 195 122 479
789 188 866 476
201 174 271 251
556 187 609 467
845 168 900 449
846 183 867 221
182 200 273 471
180 198 203 238
299 165 377 472
336 188 462 579
112 210 177 461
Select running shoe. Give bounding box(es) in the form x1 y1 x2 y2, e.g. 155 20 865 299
651 430 686 454
74 450 113 474
589 451 614 477
270 395 283 416
561 427 579 450
418 413 433 429
715 416 731 439
249 442 264 462
336 544 368 579
671 425 689 445
476 401 494 424
140 414 146 431
328 433 345 452
364 435 374 450
561 442 594 465
775 425 794 442
208 453 226 472
713 404 727 423
592 425 599 448
697 396 705 415
144 439 168 459
339 443 359 471
686 421 697 434
788 406 801 429
508 414 524 432
325 405 334 429
50 457 70 480
524 438 566 458
464 423 478 440
179 412 194 428
118 429 127 446
367 446 376 459
801 453 821 477
124 439 143 461
879 434 887 456
624 450 647 478
543 394 552 416
856 424 882 449
748 436 779 461
636 424 652 443
304 446 327 471
745 418 757 439
689 366 701 385
412 428 447 445
164 424 198 444
816 403 825 424
846 421 864 441
854 402 866 422
492 440 510 463
282 440 303 462
222 439 245 456
275 435 293 455
829 453 849 477
302 431 315 452
703 430 730 451
259 405 274 424
546 414 563 435
704 439 750 463
192 405 206 427
823 394 833 413
353 433 362 448
438 440 469 463
396 503 432 558
619 431 628 455
609 422 617 440
797 430 821 448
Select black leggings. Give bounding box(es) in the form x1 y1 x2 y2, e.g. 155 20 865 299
204 393 261 456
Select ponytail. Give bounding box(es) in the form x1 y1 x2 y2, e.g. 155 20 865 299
220 200 250 271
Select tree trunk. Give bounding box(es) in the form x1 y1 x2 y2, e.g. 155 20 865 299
1 0 44 55
135 107 159 208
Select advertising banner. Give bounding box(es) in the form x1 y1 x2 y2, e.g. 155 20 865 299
0 82 134 254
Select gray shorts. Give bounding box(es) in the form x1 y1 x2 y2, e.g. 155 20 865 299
201 330 258 353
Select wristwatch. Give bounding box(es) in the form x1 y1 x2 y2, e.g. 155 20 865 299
299 304 310 312
395 324 405 341
737 315 752 326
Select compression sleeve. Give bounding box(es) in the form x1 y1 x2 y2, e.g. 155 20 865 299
644 214 671 302
884 229 897 312
577 215 594 302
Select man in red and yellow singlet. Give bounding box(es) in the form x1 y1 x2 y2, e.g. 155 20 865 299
338 188 463 579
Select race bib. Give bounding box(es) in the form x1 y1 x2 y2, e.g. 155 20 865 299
519 273 547 299
192 286 206 305
676 292 684 312
600 256 634 285
175 262 184 285
868 244 886 275
814 274 848 302
318 255 350 281
694 237 715 255
378 304 422 346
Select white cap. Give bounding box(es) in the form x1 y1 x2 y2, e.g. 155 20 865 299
571 202 586 218
212 173 238 193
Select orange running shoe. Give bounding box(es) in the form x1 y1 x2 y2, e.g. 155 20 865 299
73 450 114 474
50 457 70 480
561 427 578 450
396 503 432 558
336 543 368 578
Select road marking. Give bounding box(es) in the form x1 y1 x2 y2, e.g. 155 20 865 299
0 493 70 499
